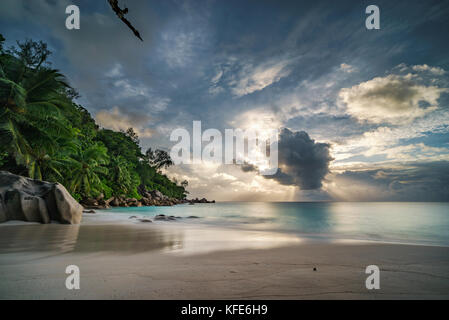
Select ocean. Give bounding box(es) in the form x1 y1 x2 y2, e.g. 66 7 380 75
97 202 449 247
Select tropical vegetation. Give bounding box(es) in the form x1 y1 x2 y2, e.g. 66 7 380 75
0 34 188 201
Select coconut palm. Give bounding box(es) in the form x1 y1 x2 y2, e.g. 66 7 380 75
108 155 134 195
0 49 72 169
26 139 78 181
70 144 109 197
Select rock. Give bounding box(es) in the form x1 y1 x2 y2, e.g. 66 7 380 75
137 184 147 197
129 216 137 219
83 209 96 214
80 197 110 209
126 198 139 207
187 216 200 219
81 198 98 207
138 218 152 223
140 197 153 206
45 183 83 224
313 267 317 271
154 214 176 221
144 192 153 199
0 171 83 224
110 197 120 207
187 197 215 204
151 190 164 199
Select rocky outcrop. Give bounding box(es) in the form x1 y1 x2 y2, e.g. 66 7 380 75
188 197 216 204
154 214 177 221
0 171 83 224
79 185 216 210
79 194 112 209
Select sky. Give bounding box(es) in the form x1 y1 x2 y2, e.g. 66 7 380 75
1 0 449 201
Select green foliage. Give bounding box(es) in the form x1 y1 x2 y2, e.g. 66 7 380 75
0 34 5 53
69 143 109 198
145 148 174 170
0 151 8 167
0 35 188 200
9 38 52 69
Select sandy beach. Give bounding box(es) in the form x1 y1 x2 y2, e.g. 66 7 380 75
1 221 448 300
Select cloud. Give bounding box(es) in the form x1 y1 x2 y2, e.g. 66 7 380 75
166 163 297 201
412 64 446 75
327 161 449 201
229 58 292 97
340 63 356 73
265 128 333 190
208 67 225 95
95 107 153 138
331 107 449 165
105 63 123 78
211 68 223 84
339 74 448 124
159 31 200 68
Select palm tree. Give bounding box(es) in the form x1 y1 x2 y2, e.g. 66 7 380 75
108 155 133 195
26 141 78 181
145 148 174 171
0 54 72 170
70 144 109 197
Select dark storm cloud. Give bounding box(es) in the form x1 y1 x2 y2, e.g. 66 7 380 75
265 128 333 190
333 161 449 201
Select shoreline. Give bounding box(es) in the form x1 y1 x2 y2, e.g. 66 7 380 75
1 221 449 299
2 208 449 249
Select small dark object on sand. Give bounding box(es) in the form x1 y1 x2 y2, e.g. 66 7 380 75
129 216 137 219
313 267 317 271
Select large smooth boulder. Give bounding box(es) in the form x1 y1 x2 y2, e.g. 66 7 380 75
0 171 83 224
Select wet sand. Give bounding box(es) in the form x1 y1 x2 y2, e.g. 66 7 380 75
0 223 448 299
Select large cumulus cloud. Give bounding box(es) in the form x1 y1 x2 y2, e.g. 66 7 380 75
265 128 333 190
339 73 448 125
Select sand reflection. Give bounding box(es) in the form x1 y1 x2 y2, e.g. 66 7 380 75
0 224 183 254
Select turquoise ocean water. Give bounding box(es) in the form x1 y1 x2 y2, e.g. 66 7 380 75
101 202 449 246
